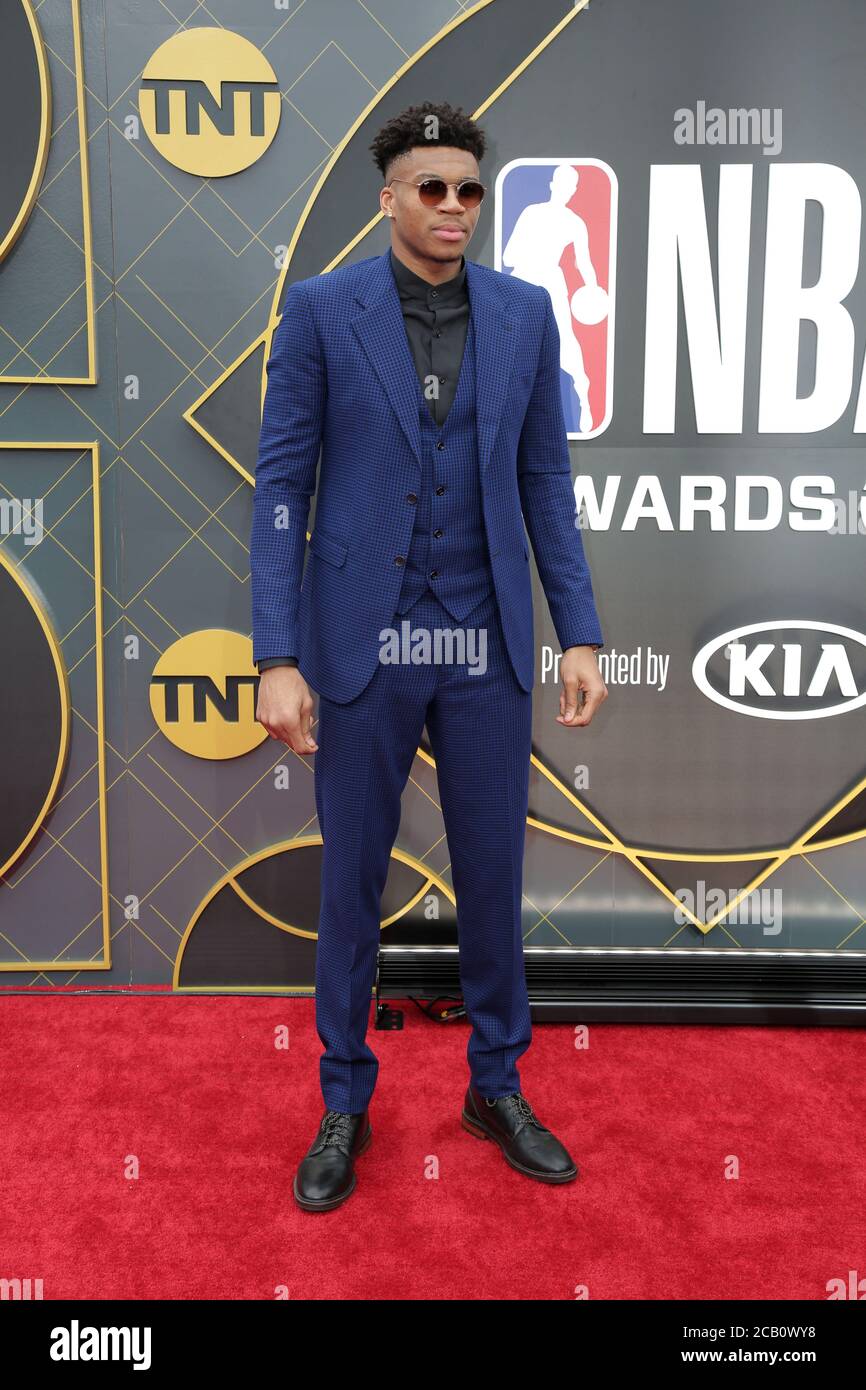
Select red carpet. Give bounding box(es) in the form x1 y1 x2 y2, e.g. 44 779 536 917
1 994 864 1300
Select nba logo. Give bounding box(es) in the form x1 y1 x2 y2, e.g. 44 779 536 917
495 158 617 438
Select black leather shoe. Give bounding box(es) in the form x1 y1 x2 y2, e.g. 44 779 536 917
461 1083 578 1183
293 1108 372 1212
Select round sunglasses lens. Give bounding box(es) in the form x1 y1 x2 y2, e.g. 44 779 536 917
415 179 485 207
418 179 448 206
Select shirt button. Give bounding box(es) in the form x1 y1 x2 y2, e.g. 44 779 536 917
394 555 405 566
433 529 443 538
406 493 417 504
430 290 439 298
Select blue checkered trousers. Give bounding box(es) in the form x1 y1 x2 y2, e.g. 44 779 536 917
250 247 604 1111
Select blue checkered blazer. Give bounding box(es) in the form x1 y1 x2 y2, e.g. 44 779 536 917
250 246 604 703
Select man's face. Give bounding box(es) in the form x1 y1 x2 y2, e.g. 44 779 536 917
380 144 482 265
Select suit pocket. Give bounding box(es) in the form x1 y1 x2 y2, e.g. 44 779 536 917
309 527 348 568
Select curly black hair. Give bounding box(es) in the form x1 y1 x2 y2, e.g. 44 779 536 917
369 102 486 179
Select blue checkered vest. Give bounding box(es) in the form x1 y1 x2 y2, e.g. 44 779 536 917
395 314 495 621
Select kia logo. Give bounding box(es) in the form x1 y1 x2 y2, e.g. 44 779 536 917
693 620 866 720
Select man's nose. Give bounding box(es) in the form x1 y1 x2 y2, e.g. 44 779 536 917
438 186 464 213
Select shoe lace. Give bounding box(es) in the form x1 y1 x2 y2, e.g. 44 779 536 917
319 1110 358 1153
498 1092 544 1134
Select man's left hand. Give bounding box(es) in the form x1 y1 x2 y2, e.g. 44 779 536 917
556 645 608 728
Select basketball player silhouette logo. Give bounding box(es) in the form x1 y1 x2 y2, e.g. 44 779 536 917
495 158 617 438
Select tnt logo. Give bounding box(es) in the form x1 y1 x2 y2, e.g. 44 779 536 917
495 158 617 437
150 630 267 759
139 28 281 177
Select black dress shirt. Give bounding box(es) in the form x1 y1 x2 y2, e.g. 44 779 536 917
257 248 470 672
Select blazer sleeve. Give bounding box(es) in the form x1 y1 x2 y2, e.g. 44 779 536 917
516 289 604 652
249 281 326 664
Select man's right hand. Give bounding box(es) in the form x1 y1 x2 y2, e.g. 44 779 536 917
255 667 318 754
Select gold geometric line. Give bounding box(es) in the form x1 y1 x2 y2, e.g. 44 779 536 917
2 282 112 398
0 444 90 539
144 751 251 861
40 109 87 192
57 603 93 650
120 461 247 594
173 839 457 988
124 767 242 901
282 93 334 151
134 274 228 373
139 440 249 552
109 111 273 273
184 329 271 484
0 548 69 880
150 902 183 940
380 874 438 929
1 470 97 579
331 41 378 91
834 917 866 950
800 852 866 930
353 0 411 59
0 0 98 385
128 919 177 966
0 442 109 971
228 875 318 940
280 43 332 95
0 279 88 382
0 0 51 264
142 597 182 641
521 851 614 943
113 290 215 389
133 285 278 465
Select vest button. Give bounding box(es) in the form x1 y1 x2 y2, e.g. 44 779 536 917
406 493 417 504
394 555 405 566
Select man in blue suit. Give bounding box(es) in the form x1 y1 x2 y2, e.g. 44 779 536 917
250 103 607 1211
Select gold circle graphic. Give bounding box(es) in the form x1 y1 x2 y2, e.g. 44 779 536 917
139 28 281 177
150 629 267 760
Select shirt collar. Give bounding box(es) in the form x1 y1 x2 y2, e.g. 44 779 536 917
389 246 467 303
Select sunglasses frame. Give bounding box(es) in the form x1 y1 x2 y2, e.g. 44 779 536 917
387 176 487 209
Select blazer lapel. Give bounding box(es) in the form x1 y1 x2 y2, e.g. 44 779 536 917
351 250 423 473
350 249 517 477
466 257 516 474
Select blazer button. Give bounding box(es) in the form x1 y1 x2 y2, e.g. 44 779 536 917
406 493 417 504
429 570 439 579
436 440 445 450
394 555 405 566
435 484 446 495
433 528 443 538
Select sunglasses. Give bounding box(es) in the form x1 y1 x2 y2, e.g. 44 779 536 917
387 176 486 209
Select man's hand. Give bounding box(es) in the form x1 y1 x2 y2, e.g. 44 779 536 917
256 666 318 753
556 645 608 728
